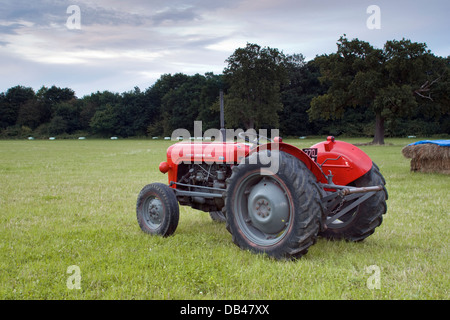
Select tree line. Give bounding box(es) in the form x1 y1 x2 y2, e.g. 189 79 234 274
1 36 449 143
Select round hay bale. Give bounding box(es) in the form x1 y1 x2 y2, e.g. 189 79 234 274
402 143 450 174
401 145 416 159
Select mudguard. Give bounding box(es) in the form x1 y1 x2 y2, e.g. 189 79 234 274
252 142 328 183
311 137 373 186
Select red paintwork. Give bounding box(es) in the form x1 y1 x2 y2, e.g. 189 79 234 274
161 142 251 188
159 136 372 188
253 142 327 183
158 161 170 173
311 137 373 186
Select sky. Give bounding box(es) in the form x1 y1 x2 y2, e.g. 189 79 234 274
0 0 449 97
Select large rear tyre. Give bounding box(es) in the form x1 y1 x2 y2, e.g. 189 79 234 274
225 151 324 260
136 183 179 237
320 162 388 241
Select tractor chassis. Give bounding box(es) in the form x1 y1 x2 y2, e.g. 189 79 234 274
169 180 383 228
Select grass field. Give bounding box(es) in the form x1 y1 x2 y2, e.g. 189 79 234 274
0 137 448 300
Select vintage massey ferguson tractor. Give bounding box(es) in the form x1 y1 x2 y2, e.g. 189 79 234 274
137 119 387 260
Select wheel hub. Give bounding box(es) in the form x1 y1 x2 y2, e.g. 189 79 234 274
147 198 163 225
255 199 271 218
247 179 289 234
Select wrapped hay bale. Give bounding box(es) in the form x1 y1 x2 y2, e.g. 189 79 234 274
402 140 450 174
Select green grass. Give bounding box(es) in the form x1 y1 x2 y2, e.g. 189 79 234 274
0 138 448 300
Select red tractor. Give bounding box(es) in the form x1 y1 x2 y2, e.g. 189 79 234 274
137 132 387 260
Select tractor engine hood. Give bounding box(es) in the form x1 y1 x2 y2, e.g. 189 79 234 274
159 142 251 188
166 141 251 165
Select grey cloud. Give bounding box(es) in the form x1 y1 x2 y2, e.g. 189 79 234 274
0 0 68 24
1 0 448 97
0 23 23 35
0 0 147 32
0 0 242 33
150 7 201 25
80 7 148 27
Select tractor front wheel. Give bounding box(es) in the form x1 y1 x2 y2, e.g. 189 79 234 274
136 183 179 237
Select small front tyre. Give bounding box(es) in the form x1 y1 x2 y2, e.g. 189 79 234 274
136 183 179 237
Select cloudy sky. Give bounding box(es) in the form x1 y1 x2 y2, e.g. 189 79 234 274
1 0 449 97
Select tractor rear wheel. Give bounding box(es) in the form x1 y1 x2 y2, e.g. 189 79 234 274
136 183 179 237
320 162 388 241
225 151 324 260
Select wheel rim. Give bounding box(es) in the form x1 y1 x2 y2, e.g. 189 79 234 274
142 196 163 230
234 173 292 247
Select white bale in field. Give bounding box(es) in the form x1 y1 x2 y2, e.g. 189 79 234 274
164 137 170 140
111 137 118 140
49 137 56 140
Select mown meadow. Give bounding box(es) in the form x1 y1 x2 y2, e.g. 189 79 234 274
0 138 448 300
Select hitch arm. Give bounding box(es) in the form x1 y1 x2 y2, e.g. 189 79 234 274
326 191 376 225
320 184 384 226
320 184 383 194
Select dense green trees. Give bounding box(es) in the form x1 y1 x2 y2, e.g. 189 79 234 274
280 54 329 136
309 36 450 144
223 43 287 129
1 38 448 141
0 74 225 139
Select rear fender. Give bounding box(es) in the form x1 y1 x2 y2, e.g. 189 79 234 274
311 137 373 186
252 142 327 183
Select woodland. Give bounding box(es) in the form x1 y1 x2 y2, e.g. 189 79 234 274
1 37 449 143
